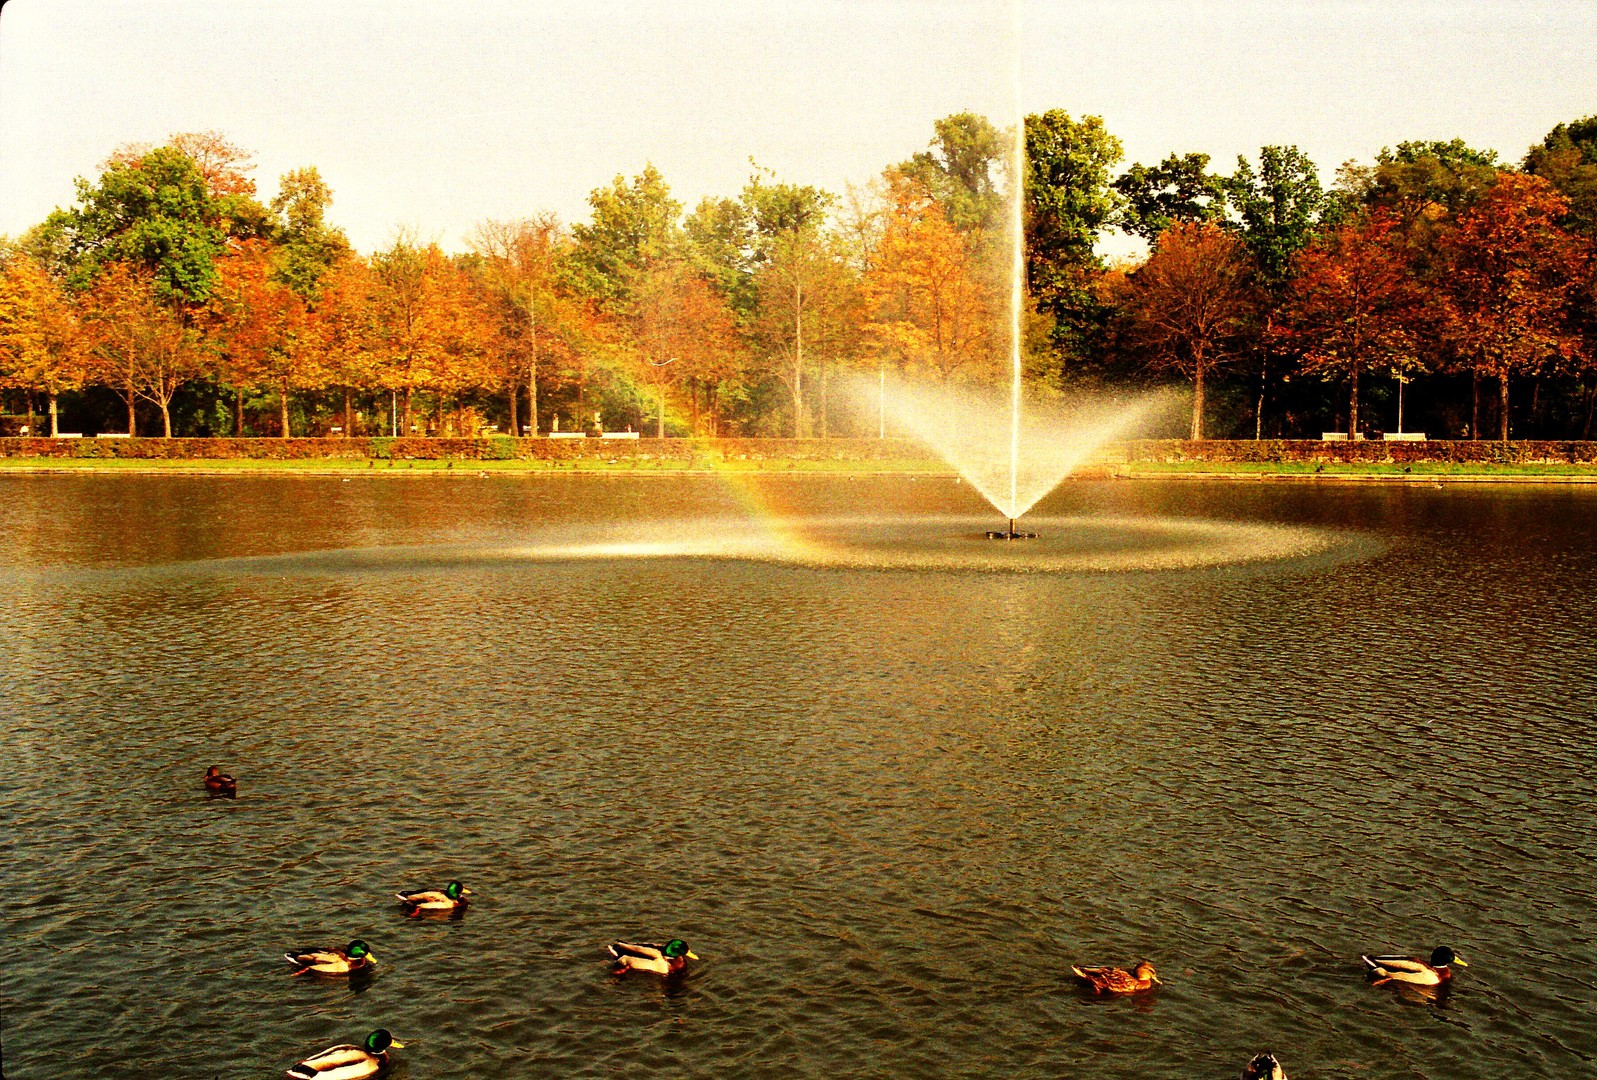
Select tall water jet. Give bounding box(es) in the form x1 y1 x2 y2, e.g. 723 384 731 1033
1006 0 1025 538
854 0 1163 529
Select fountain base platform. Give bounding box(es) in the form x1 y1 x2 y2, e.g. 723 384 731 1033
985 520 1038 540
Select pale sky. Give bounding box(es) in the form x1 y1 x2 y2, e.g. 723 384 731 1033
2 0 1593 257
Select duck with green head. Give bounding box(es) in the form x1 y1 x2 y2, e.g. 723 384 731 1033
397 880 471 916
607 938 699 977
286 1029 403 1079
1361 946 1467 987
285 939 376 977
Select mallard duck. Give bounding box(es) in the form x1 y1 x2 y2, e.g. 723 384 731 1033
1241 1052 1287 1080
1071 960 1161 993
203 766 237 797
285 939 376 977
286 1029 403 1079
1361 946 1467 986
396 880 470 916
607 939 698 976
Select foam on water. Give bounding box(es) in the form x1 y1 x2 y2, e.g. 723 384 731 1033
161 513 1347 577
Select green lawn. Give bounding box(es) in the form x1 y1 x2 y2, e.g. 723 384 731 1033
1118 460 1597 477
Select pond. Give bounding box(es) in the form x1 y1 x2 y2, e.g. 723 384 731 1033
2 473 1593 1078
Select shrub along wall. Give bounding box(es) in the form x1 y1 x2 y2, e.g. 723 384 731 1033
1 436 1594 465
0 436 934 461
1118 439 1597 465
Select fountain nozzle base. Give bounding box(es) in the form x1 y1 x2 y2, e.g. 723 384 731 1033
985 519 1037 541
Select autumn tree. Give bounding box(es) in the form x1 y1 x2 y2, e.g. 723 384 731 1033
1440 173 1588 440
1277 213 1436 435
368 235 479 434
468 215 580 435
1117 221 1255 438
81 264 210 436
863 173 999 387
306 257 377 435
0 254 88 436
624 256 739 437
212 240 314 436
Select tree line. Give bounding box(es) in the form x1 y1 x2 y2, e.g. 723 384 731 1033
2 116 1594 441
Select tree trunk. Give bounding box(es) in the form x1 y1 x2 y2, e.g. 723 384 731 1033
1349 366 1360 439
235 389 245 436
657 378 666 439
401 388 412 435
506 376 518 438
1471 371 1480 440
279 385 291 438
127 393 137 437
526 367 538 436
48 391 59 438
161 402 172 438
343 388 353 436
820 363 830 438
1530 377 1540 438
527 306 539 437
1499 374 1510 442
1190 358 1205 440
792 278 804 438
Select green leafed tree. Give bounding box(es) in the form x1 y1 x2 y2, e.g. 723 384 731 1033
899 112 1007 236
270 167 352 301
1225 146 1332 286
1113 152 1229 247
1023 110 1124 367
569 164 682 310
1523 116 1597 236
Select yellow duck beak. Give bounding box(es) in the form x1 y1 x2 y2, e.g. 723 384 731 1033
687 951 700 960
389 1039 406 1049
1452 958 1468 968
1151 973 1162 984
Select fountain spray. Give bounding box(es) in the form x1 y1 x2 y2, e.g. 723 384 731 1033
991 2 1035 542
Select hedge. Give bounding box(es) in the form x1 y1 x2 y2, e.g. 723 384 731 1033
2 436 1594 465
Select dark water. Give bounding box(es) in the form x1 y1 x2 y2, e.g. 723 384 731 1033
2 473 1594 1079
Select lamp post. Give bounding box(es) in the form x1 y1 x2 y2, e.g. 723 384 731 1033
648 356 678 439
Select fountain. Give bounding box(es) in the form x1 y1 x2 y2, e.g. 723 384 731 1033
865 18 1159 540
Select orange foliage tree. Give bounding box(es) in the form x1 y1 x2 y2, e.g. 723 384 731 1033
212 240 313 436
862 173 998 386
1277 212 1436 435
82 264 210 436
625 256 739 437
308 258 378 434
467 215 581 435
1116 221 1256 439
1439 173 1590 440
0 254 88 436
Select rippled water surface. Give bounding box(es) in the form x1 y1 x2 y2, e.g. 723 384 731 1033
2 474 1595 1079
